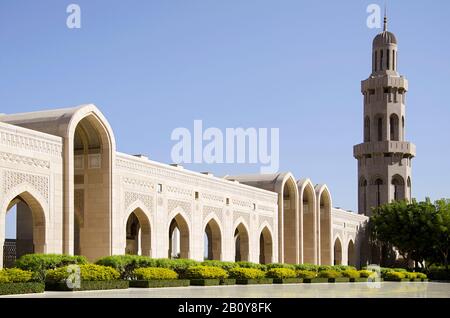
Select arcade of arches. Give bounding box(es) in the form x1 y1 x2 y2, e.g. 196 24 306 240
0 105 368 269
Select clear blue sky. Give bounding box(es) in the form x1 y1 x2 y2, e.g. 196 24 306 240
1 0 449 234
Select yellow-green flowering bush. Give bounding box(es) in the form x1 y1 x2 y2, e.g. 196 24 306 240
185 266 228 279
228 268 265 279
317 270 342 278
265 268 297 279
133 267 178 280
341 269 360 279
295 270 317 279
46 264 119 283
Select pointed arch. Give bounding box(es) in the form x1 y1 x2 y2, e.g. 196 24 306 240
390 114 400 141
1 186 47 268
233 219 250 262
391 174 405 201
123 203 152 256
298 179 317 264
167 211 190 259
258 224 274 264
347 239 356 267
203 214 223 261
316 184 332 265
274 173 299 264
333 236 342 265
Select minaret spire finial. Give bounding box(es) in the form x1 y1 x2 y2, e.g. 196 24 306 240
384 2 388 32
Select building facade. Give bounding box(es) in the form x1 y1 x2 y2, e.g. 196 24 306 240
0 104 367 268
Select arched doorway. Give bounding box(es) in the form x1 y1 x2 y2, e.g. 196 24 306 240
317 185 332 265
391 175 405 201
204 218 222 260
348 240 356 266
301 181 316 264
125 208 151 256
1 191 46 268
259 227 273 264
282 178 298 264
234 223 249 262
334 238 342 265
168 214 190 259
73 114 113 260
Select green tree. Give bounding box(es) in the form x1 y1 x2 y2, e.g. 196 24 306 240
370 199 438 269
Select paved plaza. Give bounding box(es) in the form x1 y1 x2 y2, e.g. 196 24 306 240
2 282 449 298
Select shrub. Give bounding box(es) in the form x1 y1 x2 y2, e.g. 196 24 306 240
46 264 120 283
383 271 406 281
132 268 178 280
3 268 33 283
317 265 333 272
295 270 317 279
416 272 427 279
201 260 239 271
317 270 342 278
96 255 157 279
404 272 417 280
96 256 200 278
341 269 360 279
236 261 267 271
16 254 87 281
427 268 450 281
358 270 376 278
163 259 201 275
332 265 356 272
265 268 297 279
294 264 319 272
185 266 228 279
265 263 295 270
228 268 265 280
0 271 10 283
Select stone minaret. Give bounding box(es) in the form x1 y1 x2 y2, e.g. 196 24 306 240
354 15 416 216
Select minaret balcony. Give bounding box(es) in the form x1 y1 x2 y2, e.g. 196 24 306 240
353 141 416 158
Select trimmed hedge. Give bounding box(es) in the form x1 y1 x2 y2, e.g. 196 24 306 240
184 266 228 279
201 260 239 271
331 265 357 272
317 270 342 278
358 270 376 278
235 261 267 271
383 271 406 281
228 268 265 279
95 255 200 279
132 268 178 280
273 278 303 284
130 280 190 288
15 254 87 281
265 263 295 270
235 278 273 285
294 264 319 272
46 280 128 291
295 270 317 279
341 269 360 279
0 282 45 295
427 268 450 281
0 268 34 283
46 264 120 284
190 279 220 286
265 268 297 279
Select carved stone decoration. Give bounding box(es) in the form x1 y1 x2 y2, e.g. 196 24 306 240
233 211 250 227
202 206 224 224
124 191 153 213
0 128 62 157
3 170 49 202
115 156 277 204
0 152 51 169
168 199 191 218
258 216 274 232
